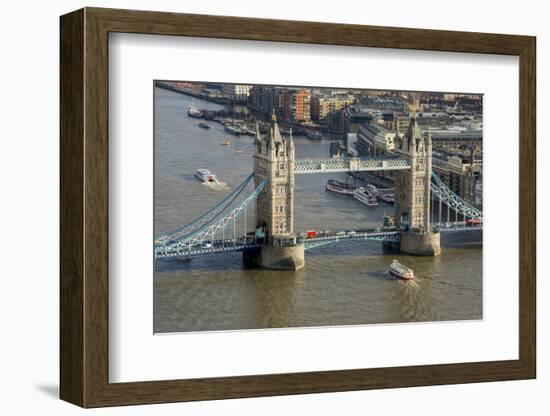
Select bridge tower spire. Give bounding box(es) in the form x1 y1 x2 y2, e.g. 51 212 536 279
394 113 441 256
253 110 296 240
246 112 304 270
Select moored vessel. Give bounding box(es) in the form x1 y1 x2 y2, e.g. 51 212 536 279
353 187 378 206
241 126 256 136
379 192 395 204
224 125 242 135
194 168 217 182
198 122 210 129
326 179 355 195
187 102 202 118
389 259 415 280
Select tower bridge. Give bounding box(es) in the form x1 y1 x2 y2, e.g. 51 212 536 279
155 112 482 270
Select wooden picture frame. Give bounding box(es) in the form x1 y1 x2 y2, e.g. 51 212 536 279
60 7 536 408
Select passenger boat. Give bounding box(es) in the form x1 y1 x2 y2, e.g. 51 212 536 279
194 168 217 182
198 122 210 129
389 259 415 280
187 102 202 118
379 192 395 204
224 125 242 135
326 179 355 195
353 187 378 206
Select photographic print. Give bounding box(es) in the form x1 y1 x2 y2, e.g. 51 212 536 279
153 81 483 334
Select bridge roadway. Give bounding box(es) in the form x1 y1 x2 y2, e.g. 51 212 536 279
436 223 483 233
155 236 258 259
301 228 400 248
155 222 482 259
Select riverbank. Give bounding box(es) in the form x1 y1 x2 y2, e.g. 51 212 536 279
155 80 230 104
155 81 343 140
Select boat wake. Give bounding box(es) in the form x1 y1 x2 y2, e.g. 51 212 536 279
395 277 438 322
204 181 228 191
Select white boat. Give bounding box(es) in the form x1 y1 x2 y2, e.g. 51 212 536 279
194 168 217 182
353 187 378 206
187 102 202 118
224 125 242 135
326 179 355 195
389 259 415 280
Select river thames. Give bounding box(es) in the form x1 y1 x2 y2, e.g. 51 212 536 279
153 86 482 333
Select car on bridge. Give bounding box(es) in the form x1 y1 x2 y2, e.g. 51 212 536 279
466 218 483 226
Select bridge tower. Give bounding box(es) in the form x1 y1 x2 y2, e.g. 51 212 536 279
244 112 305 270
394 114 441 256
